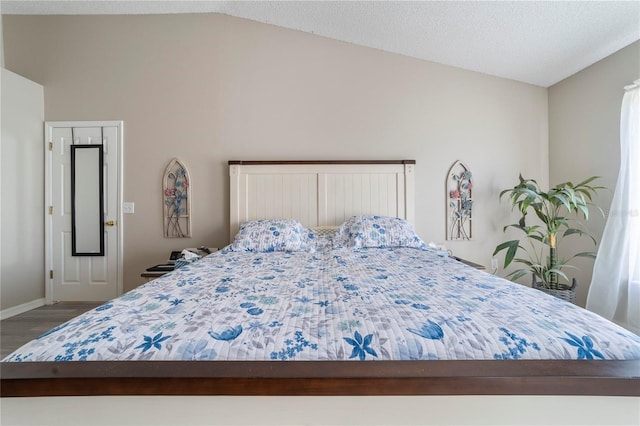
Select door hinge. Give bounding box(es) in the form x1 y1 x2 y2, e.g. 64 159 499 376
49 206 54 215
49 141 53 151
49 270 54 279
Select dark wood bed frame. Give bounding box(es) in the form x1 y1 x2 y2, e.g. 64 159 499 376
2 360 639 397
2 160 639 398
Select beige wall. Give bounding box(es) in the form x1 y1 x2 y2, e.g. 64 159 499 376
549 41 640 306
2 13 548 294
1 69 45 312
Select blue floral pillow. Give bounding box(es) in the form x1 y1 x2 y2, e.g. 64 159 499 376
334 215 426 249
227 219 312 252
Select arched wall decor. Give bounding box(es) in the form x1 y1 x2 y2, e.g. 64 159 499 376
446 160 473 240
163 158 191 238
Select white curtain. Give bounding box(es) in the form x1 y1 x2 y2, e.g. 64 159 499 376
587 79 640 335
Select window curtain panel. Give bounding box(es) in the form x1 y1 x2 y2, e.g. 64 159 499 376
587 80 640 335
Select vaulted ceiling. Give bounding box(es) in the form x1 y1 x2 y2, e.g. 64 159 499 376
2 1 639 87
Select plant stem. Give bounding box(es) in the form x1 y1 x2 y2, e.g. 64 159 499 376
549 233 557 290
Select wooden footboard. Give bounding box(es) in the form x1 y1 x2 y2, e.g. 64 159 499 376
2 360 639 397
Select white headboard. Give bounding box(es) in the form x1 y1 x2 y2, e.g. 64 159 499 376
229 160 416 240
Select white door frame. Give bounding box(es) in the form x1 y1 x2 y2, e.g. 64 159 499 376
44 120 124 304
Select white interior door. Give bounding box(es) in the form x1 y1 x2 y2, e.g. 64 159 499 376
45 121 123 302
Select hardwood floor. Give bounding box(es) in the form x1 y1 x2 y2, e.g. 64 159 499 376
1 302 101 358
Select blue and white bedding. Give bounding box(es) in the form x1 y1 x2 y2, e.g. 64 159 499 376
5 217 640 362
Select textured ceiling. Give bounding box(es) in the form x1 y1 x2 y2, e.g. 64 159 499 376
2 1 639 87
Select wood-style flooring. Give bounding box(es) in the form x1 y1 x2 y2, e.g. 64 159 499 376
1 302 100 358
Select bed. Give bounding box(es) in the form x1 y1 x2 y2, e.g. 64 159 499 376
1 160 639 398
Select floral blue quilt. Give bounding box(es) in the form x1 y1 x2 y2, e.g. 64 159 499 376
5 247 640 362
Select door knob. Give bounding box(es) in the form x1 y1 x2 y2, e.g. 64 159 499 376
105 220 116 227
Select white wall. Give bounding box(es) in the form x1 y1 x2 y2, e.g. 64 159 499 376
1 68 45 313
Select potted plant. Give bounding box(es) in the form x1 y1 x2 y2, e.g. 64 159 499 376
493 175 604 302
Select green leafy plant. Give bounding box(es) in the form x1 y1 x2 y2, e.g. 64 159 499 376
493 175 604 290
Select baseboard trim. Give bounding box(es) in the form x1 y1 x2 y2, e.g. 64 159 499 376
1 298 46 320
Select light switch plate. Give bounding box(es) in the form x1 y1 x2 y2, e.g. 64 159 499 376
123 202 135 214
